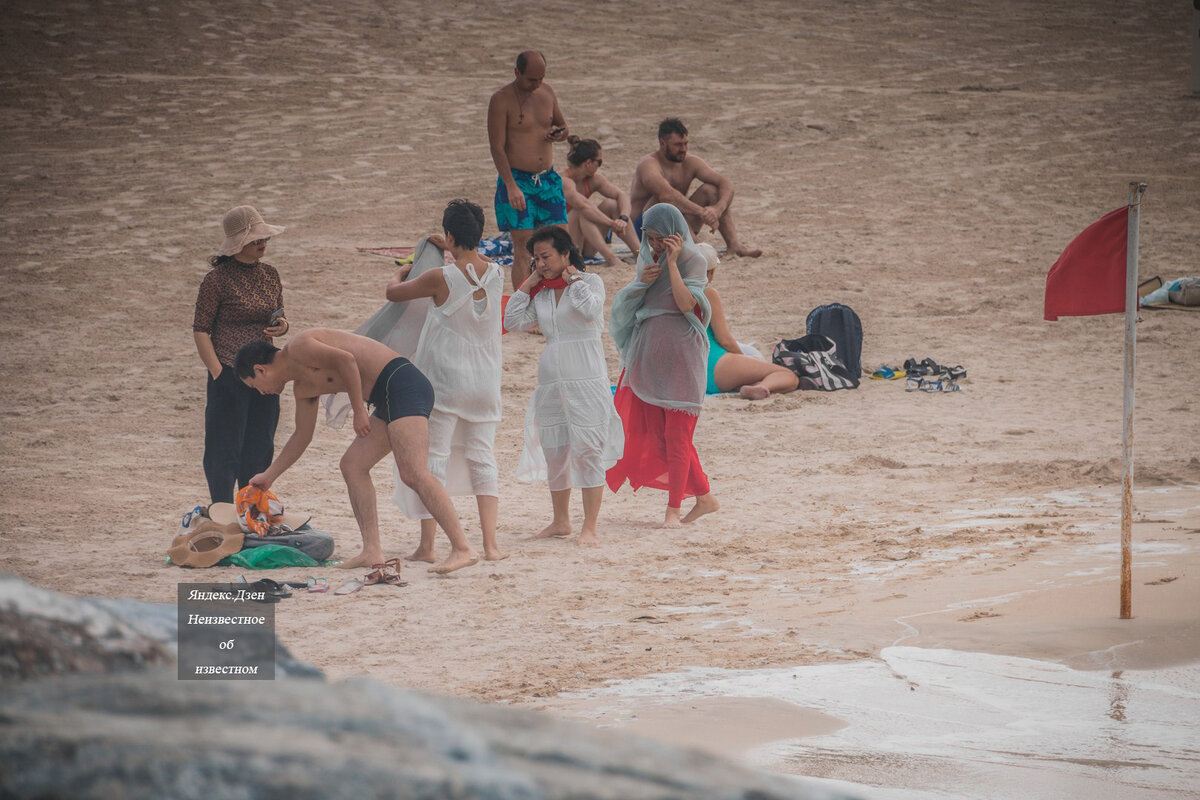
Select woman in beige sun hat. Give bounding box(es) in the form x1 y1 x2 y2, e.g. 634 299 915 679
192 205 290 504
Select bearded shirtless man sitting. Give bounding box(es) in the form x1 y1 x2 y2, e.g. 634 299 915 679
629 117 762 258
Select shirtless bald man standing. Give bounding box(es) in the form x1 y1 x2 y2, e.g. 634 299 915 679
487 50 570 290
235 329 480 574
630 117 761 258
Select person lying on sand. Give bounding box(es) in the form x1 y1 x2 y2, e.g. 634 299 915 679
235 329 480 575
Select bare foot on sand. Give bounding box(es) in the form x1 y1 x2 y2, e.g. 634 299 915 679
663 507 683 529
578 529 599 547
739 383 770 400
337 551 385 570
429 549 480 575
732 246 763 258
484 548 510 561
405 547 436 564
532 521 572 539
683 493 719 523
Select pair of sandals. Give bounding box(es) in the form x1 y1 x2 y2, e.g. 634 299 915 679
908 376 963 393
335 558 407 595
363 558 406 587
903 357 966 380
904 357 966 392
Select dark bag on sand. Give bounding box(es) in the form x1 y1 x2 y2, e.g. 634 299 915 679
772 334 859 391
806 303 863 380
1168 277 1200 306
239 525 336 562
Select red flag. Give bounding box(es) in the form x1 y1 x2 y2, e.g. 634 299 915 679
1044 206 1128 321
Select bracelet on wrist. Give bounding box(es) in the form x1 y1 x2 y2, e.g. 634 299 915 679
618 214 630 222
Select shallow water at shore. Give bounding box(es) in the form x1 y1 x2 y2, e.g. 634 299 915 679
553 648 1200 799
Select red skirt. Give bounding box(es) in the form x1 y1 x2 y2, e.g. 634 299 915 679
606 383 710 508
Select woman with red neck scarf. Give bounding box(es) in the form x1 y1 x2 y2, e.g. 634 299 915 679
504 226 624 546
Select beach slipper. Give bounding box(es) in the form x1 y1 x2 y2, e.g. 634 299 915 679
306 577 330 593
870 366 898 380
211 579 286 603
334 579 364 595
245 578 293 600
363 559 407 587
904 357 942 377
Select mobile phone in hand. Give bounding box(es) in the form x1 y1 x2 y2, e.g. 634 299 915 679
269 308 285 324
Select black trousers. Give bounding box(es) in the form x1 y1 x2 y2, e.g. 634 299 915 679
203 369 280 504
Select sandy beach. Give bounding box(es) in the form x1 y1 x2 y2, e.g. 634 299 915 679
2 1 1198 796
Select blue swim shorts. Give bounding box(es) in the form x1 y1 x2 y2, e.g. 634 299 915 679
494 167 567 231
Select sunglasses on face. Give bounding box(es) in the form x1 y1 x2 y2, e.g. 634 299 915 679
591 158 602 167
251 238 271 246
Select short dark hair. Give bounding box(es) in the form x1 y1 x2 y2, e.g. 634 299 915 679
658 118 688 140
515 50 546 73
526 225 585 271
566 135 602 167
234 340 280 380
442 199 485 250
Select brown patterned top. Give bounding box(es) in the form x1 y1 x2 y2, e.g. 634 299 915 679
192 259 284 367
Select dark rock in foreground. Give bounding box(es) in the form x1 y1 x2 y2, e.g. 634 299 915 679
0 671 860 800
0 574 861 800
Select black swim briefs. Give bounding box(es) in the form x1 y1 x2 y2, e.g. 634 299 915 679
368 357 434 423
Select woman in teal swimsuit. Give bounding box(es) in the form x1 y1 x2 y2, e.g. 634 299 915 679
699 244 800 400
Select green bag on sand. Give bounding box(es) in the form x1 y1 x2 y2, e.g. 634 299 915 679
218 544 327 570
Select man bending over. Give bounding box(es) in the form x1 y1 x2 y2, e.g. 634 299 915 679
235 330 480 574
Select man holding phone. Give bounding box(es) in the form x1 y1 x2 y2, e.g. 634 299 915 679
487 49 570 290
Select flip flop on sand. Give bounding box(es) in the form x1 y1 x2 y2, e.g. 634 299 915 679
306 577 330 593
239 578 293 600
334 579 364 595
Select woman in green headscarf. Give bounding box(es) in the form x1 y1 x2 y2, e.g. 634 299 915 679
606 203 719 527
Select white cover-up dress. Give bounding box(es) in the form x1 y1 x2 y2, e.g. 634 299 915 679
393 260 503 518
504 272 624 490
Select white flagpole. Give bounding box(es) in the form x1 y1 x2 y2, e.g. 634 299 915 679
1121 182 1147 620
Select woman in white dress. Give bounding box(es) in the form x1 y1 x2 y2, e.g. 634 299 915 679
504 226 624 545
385 200 507 562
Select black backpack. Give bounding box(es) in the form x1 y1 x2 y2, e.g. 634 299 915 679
806 303 863 381
772 334 859 391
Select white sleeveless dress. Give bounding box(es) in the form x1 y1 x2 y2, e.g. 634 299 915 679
393 260 503 518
